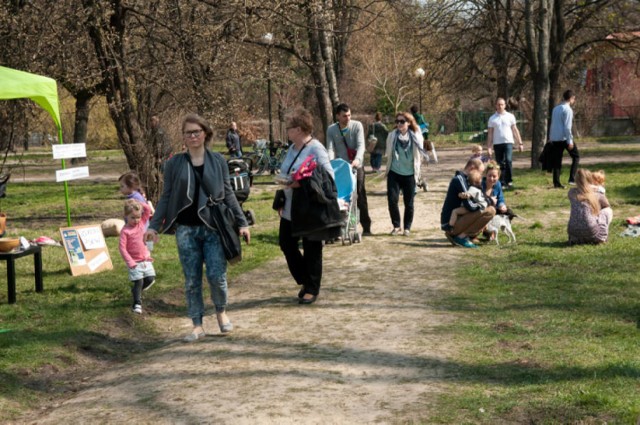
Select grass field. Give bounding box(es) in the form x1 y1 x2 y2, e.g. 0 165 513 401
431 161 640 424
1 141 640 422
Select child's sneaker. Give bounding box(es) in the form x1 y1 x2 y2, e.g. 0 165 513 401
132 304 142 314
142 278 155 291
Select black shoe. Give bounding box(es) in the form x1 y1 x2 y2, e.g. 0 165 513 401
299 294 317 305
441 223 453 232
362 230 373 236
444 231 456 246
554 184 566 189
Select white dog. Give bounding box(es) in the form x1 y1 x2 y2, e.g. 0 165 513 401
486 214 516 245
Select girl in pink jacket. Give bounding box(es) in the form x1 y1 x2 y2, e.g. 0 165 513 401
119 200 155 314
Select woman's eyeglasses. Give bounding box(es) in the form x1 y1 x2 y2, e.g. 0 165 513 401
395 119 407 124
183 129 203 138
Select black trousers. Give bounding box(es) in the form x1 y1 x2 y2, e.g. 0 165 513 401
551 141 580 186
279 218 323 296
356 167 372 232
387 170 415 230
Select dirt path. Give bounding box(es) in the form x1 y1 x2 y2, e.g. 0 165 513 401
23 144 631 424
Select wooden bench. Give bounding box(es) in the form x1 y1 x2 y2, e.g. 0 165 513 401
0 245 43 304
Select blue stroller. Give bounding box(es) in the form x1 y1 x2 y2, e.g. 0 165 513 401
330 158 361 245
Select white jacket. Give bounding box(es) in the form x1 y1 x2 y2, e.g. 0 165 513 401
384 129 424 183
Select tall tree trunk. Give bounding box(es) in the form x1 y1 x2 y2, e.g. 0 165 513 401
548 0 566 118
71 89 92 165
306 1 334 140
319 10 340 109
525 0 554 168
84 0 159 200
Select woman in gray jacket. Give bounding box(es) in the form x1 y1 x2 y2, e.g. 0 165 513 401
145 114 250 342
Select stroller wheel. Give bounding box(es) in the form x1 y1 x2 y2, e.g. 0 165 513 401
355 232 362 243
246 210 256 226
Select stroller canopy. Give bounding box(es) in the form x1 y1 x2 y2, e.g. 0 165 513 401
330 159 356 202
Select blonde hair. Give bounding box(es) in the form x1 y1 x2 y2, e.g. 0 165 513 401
485 160 501 176
575 169 600 215
471 144 483 154
124 199 143 216
467 170 482 187
591 170 606 186
464 158 483 172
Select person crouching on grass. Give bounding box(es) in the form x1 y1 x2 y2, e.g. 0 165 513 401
119 199 155 314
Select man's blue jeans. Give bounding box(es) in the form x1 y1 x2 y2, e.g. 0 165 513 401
175 224 228 326
494 143 513 185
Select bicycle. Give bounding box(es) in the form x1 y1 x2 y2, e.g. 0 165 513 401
251 140 288 175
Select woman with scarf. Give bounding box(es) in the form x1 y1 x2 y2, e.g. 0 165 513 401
384 112 424 236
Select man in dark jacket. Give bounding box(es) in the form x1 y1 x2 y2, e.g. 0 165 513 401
225 121 243 158
440 158 495 248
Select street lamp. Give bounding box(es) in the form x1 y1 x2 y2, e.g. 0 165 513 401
262 33 274 144
414 67 425 113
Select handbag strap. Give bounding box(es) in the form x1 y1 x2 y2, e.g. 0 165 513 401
340 130 351 152
285 142 308 175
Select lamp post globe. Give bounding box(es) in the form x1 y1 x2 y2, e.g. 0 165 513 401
414 68 425 114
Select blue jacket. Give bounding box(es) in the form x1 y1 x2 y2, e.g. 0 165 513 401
441 171 485 226
149 150 248 233
482 178 505 210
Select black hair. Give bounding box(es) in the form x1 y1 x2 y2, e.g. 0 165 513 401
563 90 574 101
335 103 350 115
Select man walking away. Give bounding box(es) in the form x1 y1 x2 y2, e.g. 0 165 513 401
549 90 579 188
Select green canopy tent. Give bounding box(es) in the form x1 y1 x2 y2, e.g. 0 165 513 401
0 66 72 226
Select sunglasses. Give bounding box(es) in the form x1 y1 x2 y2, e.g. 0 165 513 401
395 119 407 124
183 129 203 138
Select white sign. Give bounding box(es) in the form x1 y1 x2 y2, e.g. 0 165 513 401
56 166 90 182
88 251 109 271
52 143 87 159
77 226 106 250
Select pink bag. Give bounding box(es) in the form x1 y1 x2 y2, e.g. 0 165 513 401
292 155 317 181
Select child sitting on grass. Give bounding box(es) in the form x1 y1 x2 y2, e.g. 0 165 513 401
118 199 155 314
444 170 489 231
591 169 606 194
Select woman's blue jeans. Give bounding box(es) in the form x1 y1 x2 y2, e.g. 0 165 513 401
175 224 228 326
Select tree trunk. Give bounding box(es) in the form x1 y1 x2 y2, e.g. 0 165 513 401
84 0 160 201
71 90 92 165
547 0 566 119
307 2 334 141
525 0 554 168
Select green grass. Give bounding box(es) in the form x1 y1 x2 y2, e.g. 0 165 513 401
0 167 282 419
430 160 640 424
2 144 640 422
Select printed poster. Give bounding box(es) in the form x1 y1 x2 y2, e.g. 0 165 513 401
62 229 86 266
